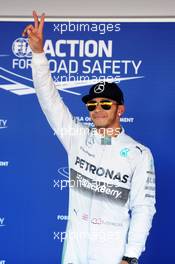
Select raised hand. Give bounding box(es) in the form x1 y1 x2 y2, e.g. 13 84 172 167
22 10 45 53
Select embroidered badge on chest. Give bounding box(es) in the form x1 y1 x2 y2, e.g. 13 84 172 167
101 136 112 145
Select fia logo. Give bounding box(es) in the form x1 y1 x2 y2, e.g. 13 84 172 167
12 38 32 58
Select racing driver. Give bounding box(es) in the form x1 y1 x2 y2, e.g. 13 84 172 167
23 11 156 264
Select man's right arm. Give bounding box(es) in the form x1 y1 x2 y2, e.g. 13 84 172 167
23 11 84 152
32 52 82 152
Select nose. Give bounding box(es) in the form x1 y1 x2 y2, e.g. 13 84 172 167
94 102 103 112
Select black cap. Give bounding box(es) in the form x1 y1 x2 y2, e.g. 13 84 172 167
82 81 124 105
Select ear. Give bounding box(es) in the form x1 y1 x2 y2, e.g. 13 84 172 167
117 105 125 117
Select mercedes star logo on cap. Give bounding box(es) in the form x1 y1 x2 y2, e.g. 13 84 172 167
94 82 105 93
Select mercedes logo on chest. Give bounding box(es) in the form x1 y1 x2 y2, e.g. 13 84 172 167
94 82 105 93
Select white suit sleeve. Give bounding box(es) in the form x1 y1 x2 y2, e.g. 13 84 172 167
32 52 84 153
124 148 156 258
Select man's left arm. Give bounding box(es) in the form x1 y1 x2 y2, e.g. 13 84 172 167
122 147 156 262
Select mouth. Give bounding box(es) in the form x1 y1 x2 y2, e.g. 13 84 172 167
93 116 107 120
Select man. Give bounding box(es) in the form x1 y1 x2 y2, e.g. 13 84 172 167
23 11 156 264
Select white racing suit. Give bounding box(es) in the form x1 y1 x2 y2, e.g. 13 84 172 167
32 53 156 264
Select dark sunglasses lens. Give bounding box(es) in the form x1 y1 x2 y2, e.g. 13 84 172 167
100 101 113 110
101 104 112 110
87 105 96 111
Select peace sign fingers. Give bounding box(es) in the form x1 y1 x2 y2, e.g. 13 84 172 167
33 10 45 33
22 10 45 53
39 12 45 33
33 10 39 29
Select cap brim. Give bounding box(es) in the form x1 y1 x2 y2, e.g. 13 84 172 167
82 94 124 104
82 93 117 104
82 94 100 104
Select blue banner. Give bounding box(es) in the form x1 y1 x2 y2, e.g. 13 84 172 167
0 20 175 263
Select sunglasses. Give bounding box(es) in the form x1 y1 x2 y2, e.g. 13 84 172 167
86 100 116 111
